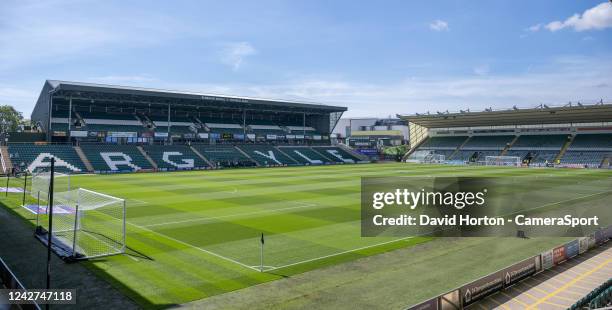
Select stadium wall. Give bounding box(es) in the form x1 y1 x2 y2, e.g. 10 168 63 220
405 225 612 310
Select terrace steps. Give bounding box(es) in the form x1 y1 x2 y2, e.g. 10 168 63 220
234 146 260 167
600 156 610 169
555 134 575 163
500 135 520 156
137 146 158 170
311 148 337 162
273 147 300 165
451 136 472 159
74 146 94 172
337 144 369 162
189 146 214 168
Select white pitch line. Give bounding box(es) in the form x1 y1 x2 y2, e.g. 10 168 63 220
142 203 320 228
267 236 414 271
254 190 612 272
125 220 259 271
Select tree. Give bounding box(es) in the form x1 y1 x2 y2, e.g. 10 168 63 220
0 105 24 132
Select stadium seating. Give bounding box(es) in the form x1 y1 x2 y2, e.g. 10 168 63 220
568 134 612 150
192 145 255 168
462 135 514 150
313 147 362 163
419 136 467 149
8 144 87 174
530 151 559 164
142 145 209 170
80 144 154 172
511 135 568 149
505 150 531 161
280 147 333 164
429 150 456 160
561 151 610 167
237 145 297 166
452 150 478 162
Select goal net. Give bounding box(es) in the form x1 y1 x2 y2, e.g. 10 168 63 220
485 156 521 167
31 172 126 260
406 150 446 164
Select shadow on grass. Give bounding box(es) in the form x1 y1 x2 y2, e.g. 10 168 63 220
0 197 177 309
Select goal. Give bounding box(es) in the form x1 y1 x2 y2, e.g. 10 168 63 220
423 153 445 164
485 156 521 167
30 172 126 260
406 150 446 164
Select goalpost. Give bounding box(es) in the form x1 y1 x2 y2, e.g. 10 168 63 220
406 150 446 164
485 156 521 167
30 172 126 260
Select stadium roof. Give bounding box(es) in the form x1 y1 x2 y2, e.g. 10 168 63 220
45 80 347 114
399 103 612 128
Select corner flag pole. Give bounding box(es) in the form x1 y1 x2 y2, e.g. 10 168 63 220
260 233 264 272
22 171 27 206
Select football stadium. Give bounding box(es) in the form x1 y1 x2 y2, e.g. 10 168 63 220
2 2 612 310
0 79 610 309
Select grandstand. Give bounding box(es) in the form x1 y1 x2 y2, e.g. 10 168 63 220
0 80 368 174
401 102 612 168
31 80 345 144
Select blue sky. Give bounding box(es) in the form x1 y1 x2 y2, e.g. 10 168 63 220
1 0 611 117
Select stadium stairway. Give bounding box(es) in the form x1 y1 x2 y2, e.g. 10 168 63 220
80 144 154 172
500 135 520 156
233 146 260 167
0 146 13 174
337 144 370 162
601 156 610 169
279 146 333 165
313 147 362 163
450 136 472 159
555 134 576 163
74 146 94 172
189 146 215 168
137 146 158 170
273 147 300 165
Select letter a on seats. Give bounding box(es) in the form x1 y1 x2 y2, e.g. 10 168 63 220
28 153 82 173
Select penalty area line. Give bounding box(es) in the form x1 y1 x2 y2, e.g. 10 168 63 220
268 236 413 271
125 220 259 272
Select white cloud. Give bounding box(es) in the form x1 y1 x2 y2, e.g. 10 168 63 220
0 84 39 116
527 24 542 32
429 20 449 32
220 42 257 71
473 64 490 76
544 2 612 32
156 57 611 117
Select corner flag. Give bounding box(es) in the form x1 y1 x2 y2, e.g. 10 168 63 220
260 233 265 272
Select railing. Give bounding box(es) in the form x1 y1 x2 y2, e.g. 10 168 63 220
0 257 41 310
406 226 612 310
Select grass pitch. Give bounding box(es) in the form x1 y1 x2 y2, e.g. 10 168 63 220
1 163 611 308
